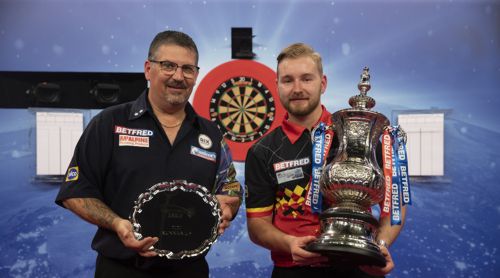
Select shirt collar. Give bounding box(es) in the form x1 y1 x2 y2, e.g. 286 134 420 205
281 105 332 144
129 89 149 120
129 89 200 128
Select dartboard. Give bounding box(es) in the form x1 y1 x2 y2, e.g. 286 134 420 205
209 76 275 143
193 60 285 161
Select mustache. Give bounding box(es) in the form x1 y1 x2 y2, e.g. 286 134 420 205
165 81 187 89
289 92 308 100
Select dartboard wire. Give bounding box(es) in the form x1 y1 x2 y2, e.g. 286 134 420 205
245 90 265 109
240 114 247 134
242 86 255 108
244 113 260 133
228 110 242 125
220 93 240 109
218 91 241 123
224 116 235 131
243 94 261 113
208 75 277 143
247 99 268 109
223 106 241 113
229 90 246 120
239 86 247 109
219 96 241 113
241 111 253 134
218 100 239 111
245 92 268 128
232 88 252 129
244 96 268 111
228 98 241 113
221 96 267 134
230 87 244 108
246 87 265 108
220 107 235 128
244 110 266 125
248 119 259 131
234 112 244 134
244 105 264 112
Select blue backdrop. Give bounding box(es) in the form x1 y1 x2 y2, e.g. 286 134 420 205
0 0 499 277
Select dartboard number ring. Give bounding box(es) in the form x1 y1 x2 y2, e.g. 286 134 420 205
209 76 275 143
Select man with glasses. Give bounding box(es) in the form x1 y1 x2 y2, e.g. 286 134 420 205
55 30 242 278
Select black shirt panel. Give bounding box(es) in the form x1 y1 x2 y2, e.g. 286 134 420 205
245 127 316 212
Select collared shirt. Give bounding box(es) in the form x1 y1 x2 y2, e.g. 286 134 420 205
245 106 337 267
55 89 241 263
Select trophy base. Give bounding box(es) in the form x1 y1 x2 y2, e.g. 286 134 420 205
306 241 386 267
305 208 386 267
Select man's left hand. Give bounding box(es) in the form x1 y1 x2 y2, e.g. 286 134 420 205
359 245 394 276
215 195 241 235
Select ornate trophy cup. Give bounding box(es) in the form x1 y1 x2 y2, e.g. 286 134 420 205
306 67 389 267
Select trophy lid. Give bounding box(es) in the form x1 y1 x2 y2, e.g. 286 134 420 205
348 67 376 110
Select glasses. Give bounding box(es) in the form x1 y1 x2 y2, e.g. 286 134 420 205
149 59 199 79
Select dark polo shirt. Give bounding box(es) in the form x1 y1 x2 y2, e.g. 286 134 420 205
245 107 337 267
56 89 241 267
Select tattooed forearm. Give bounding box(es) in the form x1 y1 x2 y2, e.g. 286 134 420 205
63 198 120 231
83 198 119 230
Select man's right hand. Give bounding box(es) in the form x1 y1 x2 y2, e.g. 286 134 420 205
63 198 159 257
287 235 329 266
113 218 159 257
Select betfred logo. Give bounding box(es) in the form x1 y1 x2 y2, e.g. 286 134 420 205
114 125 153 136
65 167 79 182
273 157 310 172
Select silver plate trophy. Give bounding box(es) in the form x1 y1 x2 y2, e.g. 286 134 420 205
306 67 389 267
130 180 221 259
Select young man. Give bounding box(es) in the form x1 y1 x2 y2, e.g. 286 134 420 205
55 30 242 278
245 43 405 278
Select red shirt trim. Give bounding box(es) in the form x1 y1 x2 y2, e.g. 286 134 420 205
281 105 332 144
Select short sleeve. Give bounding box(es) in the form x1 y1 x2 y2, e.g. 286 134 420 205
214 139 243 198
55 112 113 207
244 143 276 218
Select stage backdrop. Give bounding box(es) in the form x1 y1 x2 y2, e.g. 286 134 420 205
0 1 499 277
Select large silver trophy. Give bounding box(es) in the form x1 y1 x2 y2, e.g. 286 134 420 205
306 67 389 266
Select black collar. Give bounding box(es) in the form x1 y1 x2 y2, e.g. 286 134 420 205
129 89 201 129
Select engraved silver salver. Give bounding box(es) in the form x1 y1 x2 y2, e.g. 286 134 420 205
130 180 221 259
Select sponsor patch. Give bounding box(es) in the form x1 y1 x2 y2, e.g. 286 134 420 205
273 157 310 172
190 146 216 162
119 135 150 148
198 134 213 149
114 125 153 136
65 166 79 182
221 182 241 193
276 167 304 184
